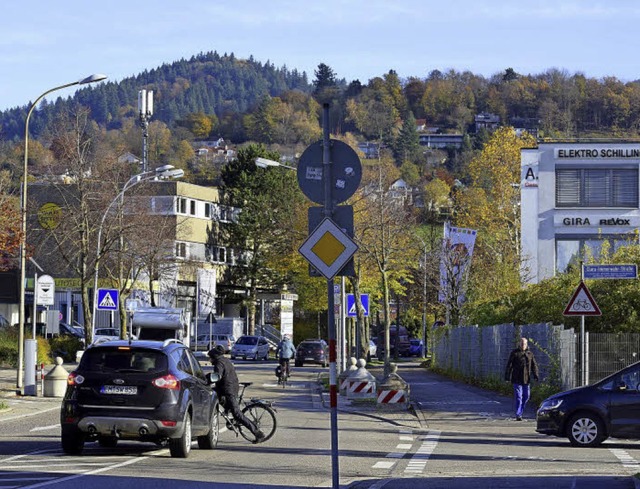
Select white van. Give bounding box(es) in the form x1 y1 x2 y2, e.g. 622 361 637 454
195 333 236 353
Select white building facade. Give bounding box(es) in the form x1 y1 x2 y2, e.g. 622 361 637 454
521 141 640 284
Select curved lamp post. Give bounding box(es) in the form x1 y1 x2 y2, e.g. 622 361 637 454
91 165 184 338
254 157 296 171
17 74 107 392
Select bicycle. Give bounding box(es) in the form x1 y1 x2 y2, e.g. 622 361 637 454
218 382 277 443
276 360 291 388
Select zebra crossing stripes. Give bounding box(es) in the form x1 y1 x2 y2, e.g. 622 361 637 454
404 431 440 474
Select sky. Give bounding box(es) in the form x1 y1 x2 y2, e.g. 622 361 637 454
2 0 640 112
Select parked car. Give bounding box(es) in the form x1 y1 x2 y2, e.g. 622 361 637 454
230 335 270 361
195 333 236 353
408 339 424 357
537 360 640 447
367 339 377 362
59 322 85 341
61 339 220 458
376 326 411 358
295 339 328 367
92 328 120 344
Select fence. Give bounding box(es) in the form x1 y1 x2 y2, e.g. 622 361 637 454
433 324 640 390
432 322 577 390
587 333 640 383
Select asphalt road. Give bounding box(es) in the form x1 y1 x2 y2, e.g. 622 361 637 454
0 360 637 488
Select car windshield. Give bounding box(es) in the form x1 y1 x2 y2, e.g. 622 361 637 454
95 329 118 336
299 342 321 350
237 336 257 345
81 348 167 373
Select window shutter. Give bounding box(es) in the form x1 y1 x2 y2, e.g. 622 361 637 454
556 169 581 206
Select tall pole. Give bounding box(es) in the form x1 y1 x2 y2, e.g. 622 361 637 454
17 74 107 392
422 241 427 358
322 103 339 489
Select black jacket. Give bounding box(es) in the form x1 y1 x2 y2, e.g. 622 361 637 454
504 348 539 384
209 355 239 397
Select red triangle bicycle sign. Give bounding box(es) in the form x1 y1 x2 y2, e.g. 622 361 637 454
563 281 602 316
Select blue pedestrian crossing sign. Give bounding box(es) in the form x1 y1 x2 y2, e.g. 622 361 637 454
347 294 369 317
97 288 119 311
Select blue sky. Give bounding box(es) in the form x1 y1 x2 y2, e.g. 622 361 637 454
2 0 639 112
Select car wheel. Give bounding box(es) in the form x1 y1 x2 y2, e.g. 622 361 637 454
98 436 118 448
197 406 219 449
263 351 269 361
567 412 606 447
322 361 327 368
61 426 85 455
170 412 192 458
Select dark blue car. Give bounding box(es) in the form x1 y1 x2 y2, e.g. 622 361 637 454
408 339 424 357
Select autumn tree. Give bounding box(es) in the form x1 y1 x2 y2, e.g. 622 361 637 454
454 126 536 313
354 156 415 372
0 171 22 270
220 144 303 334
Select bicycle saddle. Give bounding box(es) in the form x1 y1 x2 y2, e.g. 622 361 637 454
240 382 253 387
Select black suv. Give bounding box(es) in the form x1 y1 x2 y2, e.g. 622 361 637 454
295 339 328 367
61 339 219 458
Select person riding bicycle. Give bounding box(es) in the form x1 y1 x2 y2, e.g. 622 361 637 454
276 334 296 380
207 345 265 443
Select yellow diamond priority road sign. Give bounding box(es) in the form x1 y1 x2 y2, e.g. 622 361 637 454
299 218 358 279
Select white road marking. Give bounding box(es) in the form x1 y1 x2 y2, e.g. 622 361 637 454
404 430 440 474
372 461 396 469
610 448 640 469
29 424 60 432
396 444 412 450
399 435 413 441
0 406 59 423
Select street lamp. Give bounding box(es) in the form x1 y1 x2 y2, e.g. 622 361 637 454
91 165 184 337
17 74 107 392
255 157 296 171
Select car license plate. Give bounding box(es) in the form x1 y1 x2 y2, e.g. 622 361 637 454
101 385 137 395
305 357 314 361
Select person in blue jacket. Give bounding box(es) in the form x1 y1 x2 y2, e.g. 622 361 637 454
276 335 296 380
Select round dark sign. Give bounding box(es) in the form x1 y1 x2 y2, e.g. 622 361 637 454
297 139 362 205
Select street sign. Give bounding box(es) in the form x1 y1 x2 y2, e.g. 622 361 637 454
308 205 355 277
347 294 369 317
563 281 601 316
583 264 637 280
299 218 358 280
97 288 119 311
297 139 362 205
36 275 55 306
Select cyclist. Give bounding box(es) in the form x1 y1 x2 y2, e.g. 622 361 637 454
207 345 265 443
276 334 296 380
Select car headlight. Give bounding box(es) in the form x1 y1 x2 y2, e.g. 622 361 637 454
539 398 563 410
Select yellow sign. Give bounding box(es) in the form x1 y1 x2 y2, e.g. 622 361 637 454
37 202 62 230
299 218 358 279
311 232 346 266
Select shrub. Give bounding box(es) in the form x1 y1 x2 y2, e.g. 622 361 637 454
48 336 83 364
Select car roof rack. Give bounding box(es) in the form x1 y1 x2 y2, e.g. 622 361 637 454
163 338 184 347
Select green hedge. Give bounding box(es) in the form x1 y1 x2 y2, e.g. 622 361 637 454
0 328 80 367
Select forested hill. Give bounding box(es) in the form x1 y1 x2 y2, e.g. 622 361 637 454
0 51 312 141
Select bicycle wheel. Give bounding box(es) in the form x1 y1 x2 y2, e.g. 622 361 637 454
238 402 277 443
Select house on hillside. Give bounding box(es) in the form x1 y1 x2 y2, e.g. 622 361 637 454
474 112 500 133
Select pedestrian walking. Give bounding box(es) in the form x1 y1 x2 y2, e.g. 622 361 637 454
504 337 539 420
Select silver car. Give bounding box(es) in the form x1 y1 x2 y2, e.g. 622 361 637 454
230 335 270 361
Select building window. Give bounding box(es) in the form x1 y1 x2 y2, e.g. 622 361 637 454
176 242 187 258
556 168 638 207
556 237 634 273
190 200 196 215
204 203 211 218
177 198 187 214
